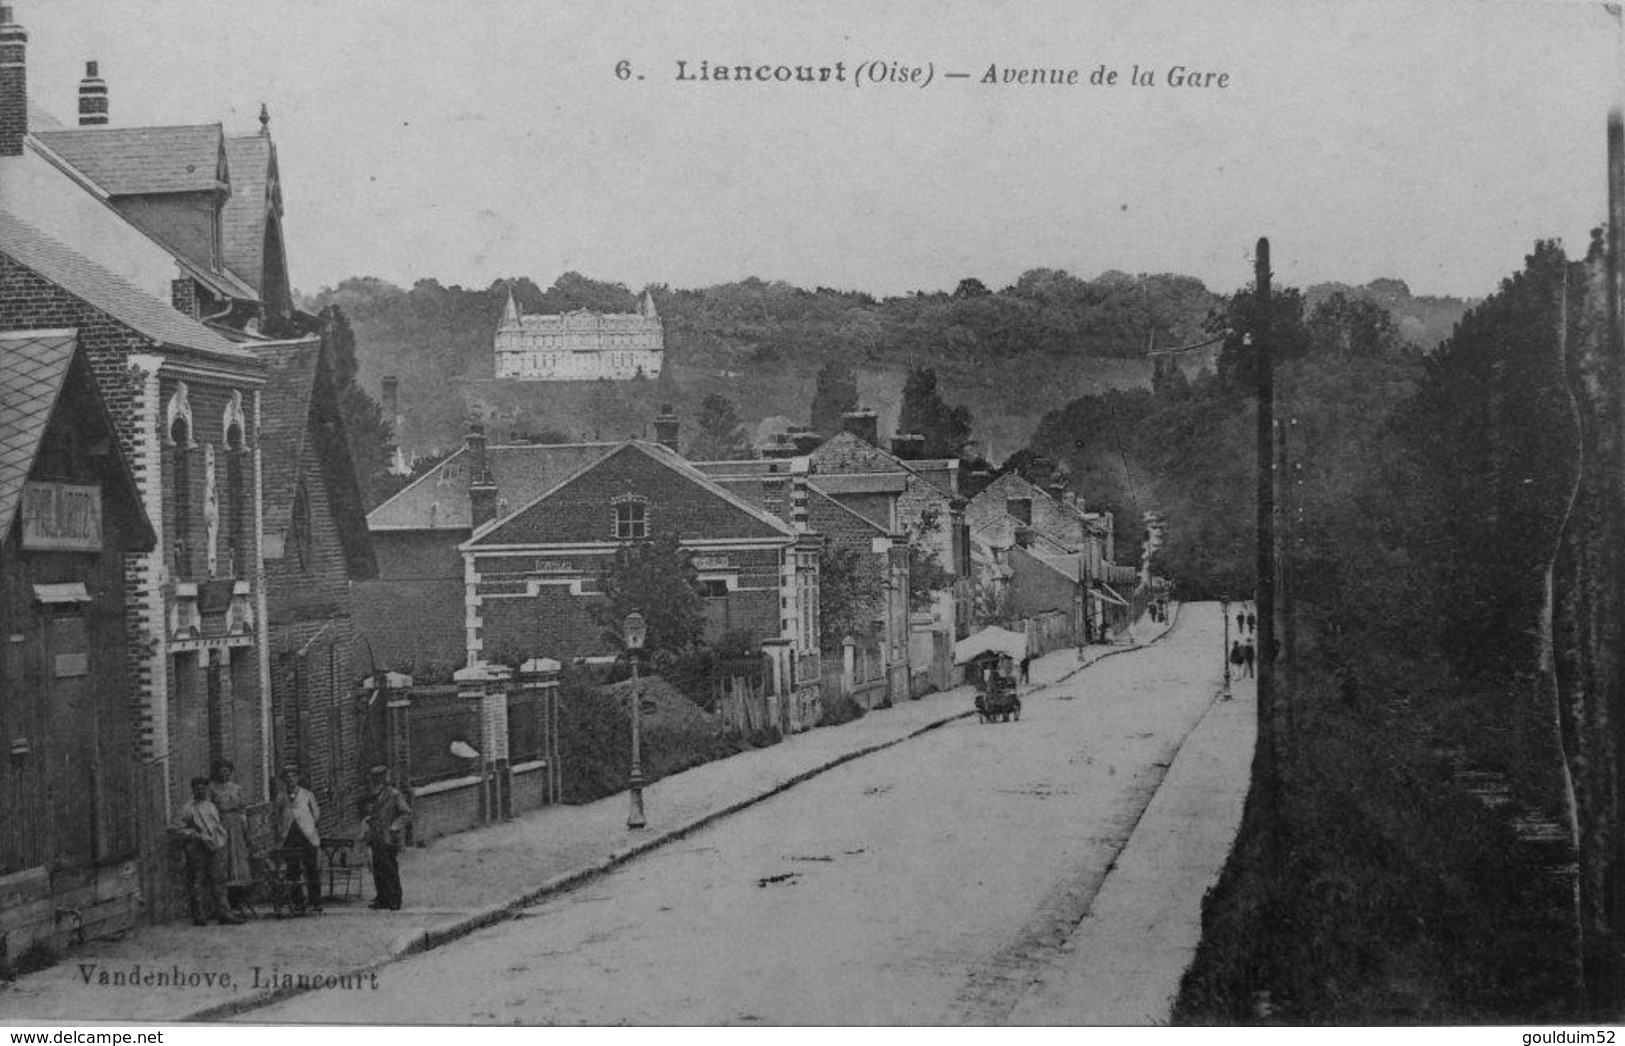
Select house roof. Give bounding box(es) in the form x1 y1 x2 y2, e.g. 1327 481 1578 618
221 135 277 292
0 329 154 548
367 441 619 531
464 440 796 548
0 209 255 363
34 124 229 196
0 330 76 536
252 337 377 579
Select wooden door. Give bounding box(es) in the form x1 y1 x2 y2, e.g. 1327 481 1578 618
45 611 96 865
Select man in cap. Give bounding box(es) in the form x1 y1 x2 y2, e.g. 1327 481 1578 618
169 776 244 925
362 765 412 910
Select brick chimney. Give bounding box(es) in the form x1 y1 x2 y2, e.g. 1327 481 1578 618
653 403 680 453
1027 456 1055 490
466 423 498 528
0 6 27 157
790 459 811 533
77 60 106 125
789 426 823 455
890 433 925 460
840 409 879 447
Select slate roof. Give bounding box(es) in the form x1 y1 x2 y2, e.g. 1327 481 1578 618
0 330 76 537
34 125 228 196
0 329 153 549
221 135 276 292
463 440 797 548
0 209 253 362
368 442 619 531
252 337 377 579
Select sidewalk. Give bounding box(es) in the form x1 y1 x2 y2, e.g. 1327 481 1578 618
0 613 1177 1024
1007 648 1256 1025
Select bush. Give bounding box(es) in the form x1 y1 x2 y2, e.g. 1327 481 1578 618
557 671 740 804
817 692 866 727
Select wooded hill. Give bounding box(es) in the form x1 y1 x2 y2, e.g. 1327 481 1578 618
306 271 1468 461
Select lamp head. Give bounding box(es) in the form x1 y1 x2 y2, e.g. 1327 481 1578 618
623 610 647 652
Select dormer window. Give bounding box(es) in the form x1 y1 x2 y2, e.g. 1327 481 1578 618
612 495 648 540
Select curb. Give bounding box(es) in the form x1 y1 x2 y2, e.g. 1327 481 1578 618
186 608 1184 1022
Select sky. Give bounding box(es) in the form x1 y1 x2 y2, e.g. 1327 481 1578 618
17 0 1625 300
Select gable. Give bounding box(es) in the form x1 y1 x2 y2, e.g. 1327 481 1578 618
469 443 792 548
809 432 909 476
367 442 617 531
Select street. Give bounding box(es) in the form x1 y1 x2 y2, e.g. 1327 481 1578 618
246 605 1236 1025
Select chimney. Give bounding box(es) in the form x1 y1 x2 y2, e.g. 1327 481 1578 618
840 409 879 447
381 376 400 420
0 6 27 157
790 460 811 533
653 403 680 453
1048 481 1068 504
77 60 106 125
890 433 925 460
788 426 823 455
1027 456 1055 490
760 433 797 460
466 423 498 528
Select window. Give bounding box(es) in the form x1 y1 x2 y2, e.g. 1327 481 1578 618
1006 497 1033 525
612 497 648 539
699 579 729 598
290 480 313 572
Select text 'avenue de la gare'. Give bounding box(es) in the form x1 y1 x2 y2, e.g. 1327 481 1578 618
660 59 1231 89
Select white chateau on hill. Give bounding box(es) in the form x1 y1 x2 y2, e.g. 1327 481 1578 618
494 289 664 380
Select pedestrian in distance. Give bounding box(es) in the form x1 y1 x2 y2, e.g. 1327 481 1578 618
273 764 323 914
1236 610 1245 633
1247 611 1257 635
1019 653 1032 684
1230 640 1244 673
362 765 412 911
1243 637 1256 678
169 776 243 926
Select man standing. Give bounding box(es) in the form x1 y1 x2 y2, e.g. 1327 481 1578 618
273 764 323 914
1243 637 1257 678
169 777 243 926
363 765 412 911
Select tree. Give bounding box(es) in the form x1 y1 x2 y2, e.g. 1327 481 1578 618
689 393 750 459
899 367 974 459
590 530 706 655
809 360 859 436
906 505 954 611
817 544 885 651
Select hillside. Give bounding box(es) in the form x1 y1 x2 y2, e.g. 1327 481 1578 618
307 271 1468 460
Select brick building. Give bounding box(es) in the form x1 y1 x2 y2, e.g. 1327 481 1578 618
0 4 369 926
461 440 818 668
362 435 615 674
0 330 155 955
254 338 376 837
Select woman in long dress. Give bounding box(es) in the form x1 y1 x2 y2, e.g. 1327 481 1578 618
210 759 253 914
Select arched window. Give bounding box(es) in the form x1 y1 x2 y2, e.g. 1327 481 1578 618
170 412 193 576
290 480 313 573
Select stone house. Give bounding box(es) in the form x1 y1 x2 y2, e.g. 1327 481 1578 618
0 330 155 955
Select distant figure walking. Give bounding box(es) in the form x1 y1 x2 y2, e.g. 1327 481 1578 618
1246 611 1257 635
1236 610 1245 633
1243 637 1256 678
1230 640 1244 674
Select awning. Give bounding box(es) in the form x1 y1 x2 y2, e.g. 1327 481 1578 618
1088 582 1130 607
954 626 1029 665
33 582 91 604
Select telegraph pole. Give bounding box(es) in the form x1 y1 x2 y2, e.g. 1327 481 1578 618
1254 238 1278 822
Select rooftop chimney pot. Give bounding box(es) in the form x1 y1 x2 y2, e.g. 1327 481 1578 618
0 5 27 157
77 58 107 126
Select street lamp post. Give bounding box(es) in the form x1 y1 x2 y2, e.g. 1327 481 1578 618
623 610 648 830
1220 596 1232 701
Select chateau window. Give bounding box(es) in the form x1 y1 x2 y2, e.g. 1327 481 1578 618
612 497 648 540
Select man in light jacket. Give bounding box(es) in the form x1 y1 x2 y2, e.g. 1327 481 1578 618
273 764 323 914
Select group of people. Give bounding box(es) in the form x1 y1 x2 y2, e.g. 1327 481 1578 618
1229 606 1259 679
169 761 413 927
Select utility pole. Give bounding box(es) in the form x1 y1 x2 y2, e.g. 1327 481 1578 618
1605 106 1625 1019
1254 238 1278 826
